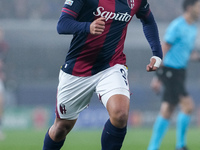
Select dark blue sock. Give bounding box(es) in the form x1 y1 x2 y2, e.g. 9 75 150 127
101 119 127 150
43 130 65 150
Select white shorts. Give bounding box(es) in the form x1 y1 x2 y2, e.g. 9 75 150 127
56 64 130 120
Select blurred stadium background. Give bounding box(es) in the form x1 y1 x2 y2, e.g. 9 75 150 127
0 0 199 136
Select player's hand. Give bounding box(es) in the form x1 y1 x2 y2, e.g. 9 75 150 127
90 17 106 35
146 58 158 72
146 56 162 72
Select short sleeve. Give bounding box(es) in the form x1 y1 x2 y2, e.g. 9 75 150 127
164 21 180 45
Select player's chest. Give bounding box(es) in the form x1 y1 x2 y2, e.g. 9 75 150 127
179 25 197 45
87 0 142 16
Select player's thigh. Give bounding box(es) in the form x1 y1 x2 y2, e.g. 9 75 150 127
56 70 97 120
163 86 179 105
96 64 130 108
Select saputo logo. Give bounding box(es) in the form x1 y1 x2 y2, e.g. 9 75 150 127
93 6 132 22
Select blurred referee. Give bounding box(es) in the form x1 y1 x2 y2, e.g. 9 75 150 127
147 0 200 150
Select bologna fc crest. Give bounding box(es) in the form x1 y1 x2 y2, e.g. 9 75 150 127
127 0 134 9
60 104 67 114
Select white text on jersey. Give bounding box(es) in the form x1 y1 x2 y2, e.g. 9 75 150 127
93 6 132 22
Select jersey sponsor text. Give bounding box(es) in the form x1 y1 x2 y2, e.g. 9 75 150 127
93 6 132 22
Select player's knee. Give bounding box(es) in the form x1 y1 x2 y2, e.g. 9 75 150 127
110 109 129 127
160 102 175 119
183 101 194 114
51 118 76 140
48 125 66 142
181 96 195 114
188 100 194 113
117 110 128 122
55 126 67 137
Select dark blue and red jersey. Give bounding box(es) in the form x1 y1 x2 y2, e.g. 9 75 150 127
57 0 162 76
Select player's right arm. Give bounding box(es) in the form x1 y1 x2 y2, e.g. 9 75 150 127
57 0 105 35
57 0 90 34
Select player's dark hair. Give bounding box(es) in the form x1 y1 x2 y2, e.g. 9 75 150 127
183 0 199 11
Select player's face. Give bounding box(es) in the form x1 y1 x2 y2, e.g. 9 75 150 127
190 1 200 21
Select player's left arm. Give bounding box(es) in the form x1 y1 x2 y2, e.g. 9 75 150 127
136 0 163 72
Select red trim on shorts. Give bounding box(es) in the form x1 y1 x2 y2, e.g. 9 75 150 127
55 89 61 118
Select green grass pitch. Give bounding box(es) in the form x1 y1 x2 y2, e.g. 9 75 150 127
0 127 199 150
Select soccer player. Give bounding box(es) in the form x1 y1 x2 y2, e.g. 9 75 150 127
43 0 163 150
0 60 5 140
0 27 8 140
147 0 200 150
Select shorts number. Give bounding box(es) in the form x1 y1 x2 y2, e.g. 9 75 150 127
120 68 128 86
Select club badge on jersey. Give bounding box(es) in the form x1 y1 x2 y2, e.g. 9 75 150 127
127 0 134 9
65 0 74 6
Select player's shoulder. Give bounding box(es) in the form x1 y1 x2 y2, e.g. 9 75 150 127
168 16 184 30
140 0 148 7
171 16 185 26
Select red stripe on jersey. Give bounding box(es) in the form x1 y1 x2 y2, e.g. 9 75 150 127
109 26 127 67
130 0 142 16
109 0 142 67
72 0 116 76
62 8 78 18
